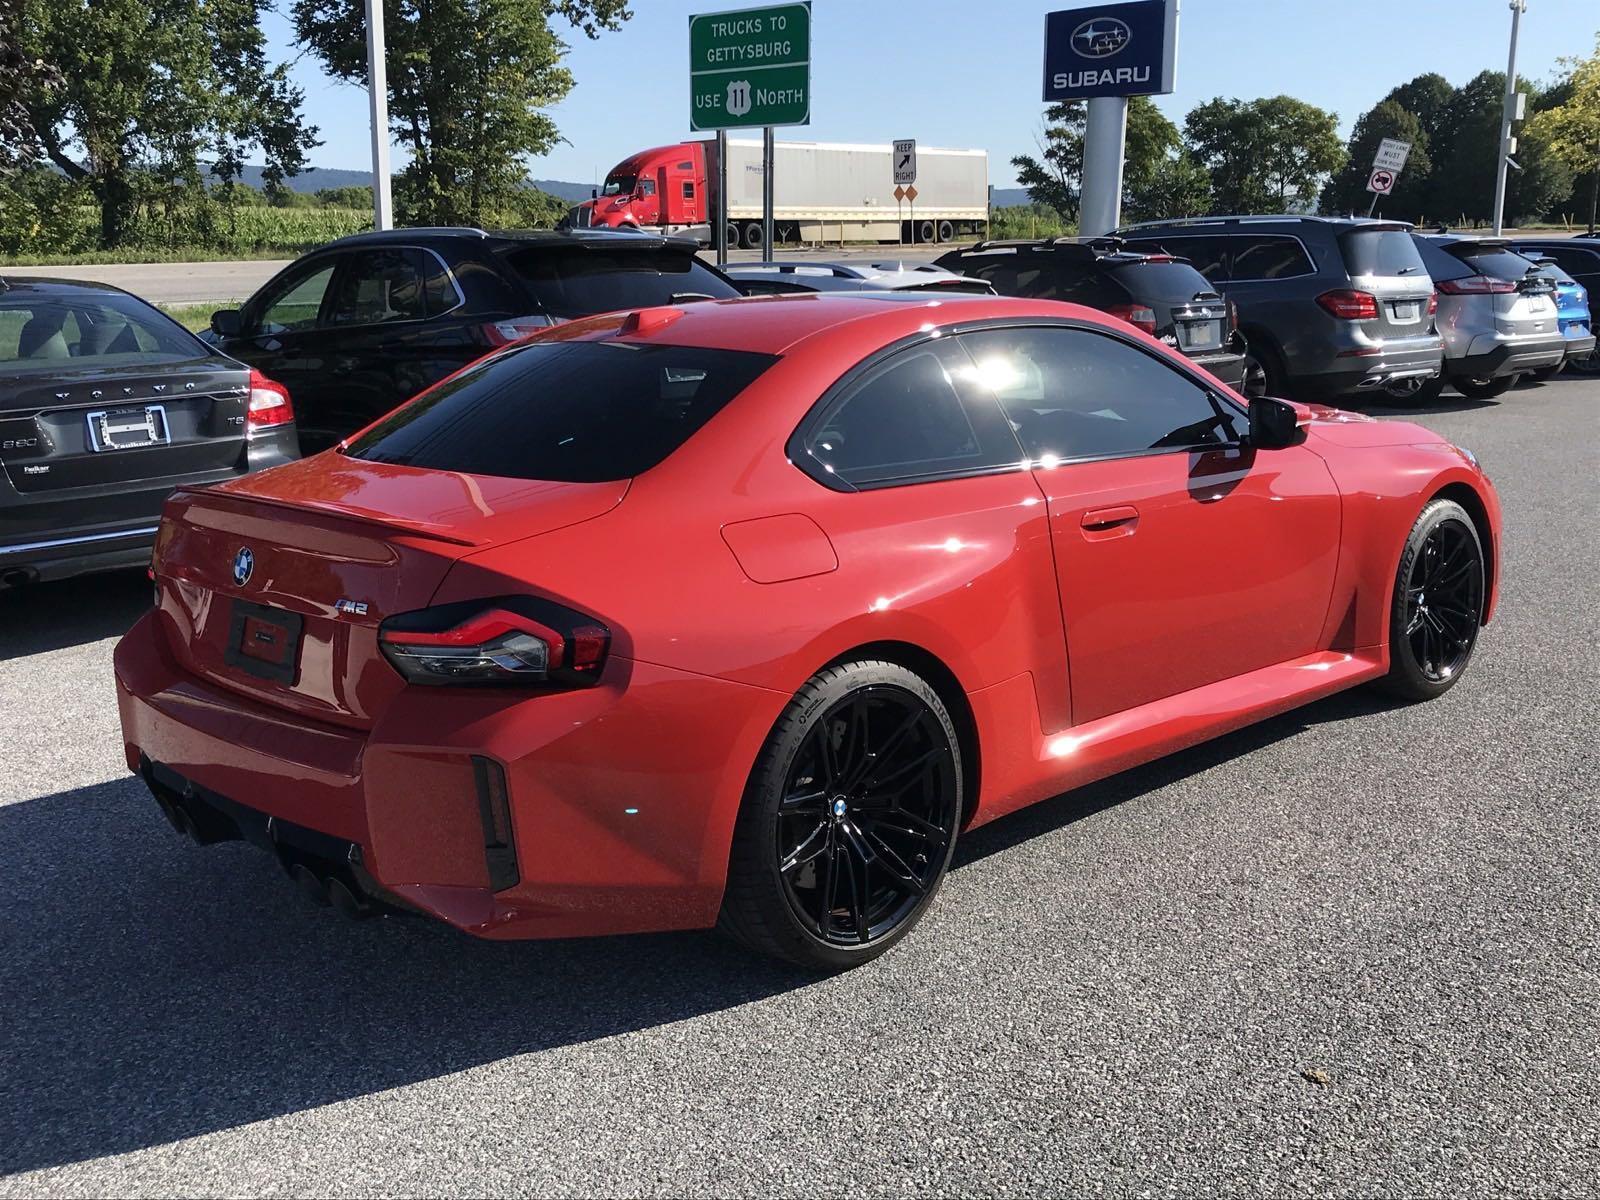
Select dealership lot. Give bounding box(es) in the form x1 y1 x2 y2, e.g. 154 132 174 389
0 377 1596 1195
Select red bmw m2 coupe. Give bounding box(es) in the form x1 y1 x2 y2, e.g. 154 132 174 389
115 293 1501 969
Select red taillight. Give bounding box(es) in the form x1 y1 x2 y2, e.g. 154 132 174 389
246 369 293 429
1428 291 1439 315
379 600 610 688
1315 289 1380 320
481 316 554 346
1106 303 1158 334
1226 298 1240 331
1436 275 1517 295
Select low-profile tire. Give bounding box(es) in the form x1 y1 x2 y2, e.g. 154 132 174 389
1402 373 1448 404
1375 499 1485 702
718 660 963 971
1452 374 1514 400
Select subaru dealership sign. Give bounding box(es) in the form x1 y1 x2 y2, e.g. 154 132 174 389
1042 1 1179 101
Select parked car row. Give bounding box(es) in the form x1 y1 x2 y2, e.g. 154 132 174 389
2 220 1592 592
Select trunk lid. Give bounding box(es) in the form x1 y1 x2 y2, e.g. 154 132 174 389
1108 258 1230 358
154 453 628 728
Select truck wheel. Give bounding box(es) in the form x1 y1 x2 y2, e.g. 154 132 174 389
937 220 954 243
917 220 936 244
742 222 765 251
723 223 740 250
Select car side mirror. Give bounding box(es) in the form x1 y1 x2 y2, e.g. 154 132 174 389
211 309 243 338
1248 396 1302 449
591 188 599 200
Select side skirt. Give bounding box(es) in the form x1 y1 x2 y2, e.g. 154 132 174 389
968 648 1388 828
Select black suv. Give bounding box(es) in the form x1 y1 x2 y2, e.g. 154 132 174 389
932 238 1248 391
1114 216 1443 400
208 227 744 451
1 278 298 586
1503 235 1600 374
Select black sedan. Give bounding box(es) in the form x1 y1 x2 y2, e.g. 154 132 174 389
0 277 298 587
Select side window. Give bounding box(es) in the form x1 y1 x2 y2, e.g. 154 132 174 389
418 251 462 316
959 325 1245 462
804 339 1020 487
1148 236 1230 282
681 181 695 200
1229 235 1314 280
1545 248 1600 280
252 259 338 334
328 248 429 326
639 178 657 196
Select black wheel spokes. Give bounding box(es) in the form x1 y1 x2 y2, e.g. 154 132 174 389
1404 521 1483 682
775 687 956 947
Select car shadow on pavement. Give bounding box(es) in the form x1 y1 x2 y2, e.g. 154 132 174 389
0 570 151 660
0 685 1402 1177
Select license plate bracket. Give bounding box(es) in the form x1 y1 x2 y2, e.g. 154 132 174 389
86 405 170 452
225 600 303 685
1179 321 1222 351
1390 301 1421 321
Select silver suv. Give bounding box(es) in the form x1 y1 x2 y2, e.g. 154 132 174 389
1114 216 1443 401
1410 234 1566 400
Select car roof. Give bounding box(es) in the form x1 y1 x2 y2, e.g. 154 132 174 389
1118 215 1413 234
721 261 980 288
544 291 1108 356
318 226 703 253
0 275 142 299
941 236 1184 265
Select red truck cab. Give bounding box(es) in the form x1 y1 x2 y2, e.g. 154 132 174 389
572 142 708 236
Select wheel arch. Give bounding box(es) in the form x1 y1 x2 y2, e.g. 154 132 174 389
820 639 982 829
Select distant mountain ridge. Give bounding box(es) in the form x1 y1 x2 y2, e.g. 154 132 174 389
224 164 593 203
227 164 1027 207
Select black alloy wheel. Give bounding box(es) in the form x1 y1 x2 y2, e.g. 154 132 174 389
1569 347 1600 375
1379 499 1485 701
1239 341 1281 400
720 661 962 969
1453 374 1515 400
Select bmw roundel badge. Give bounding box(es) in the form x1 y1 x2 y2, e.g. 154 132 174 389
233 546 255 586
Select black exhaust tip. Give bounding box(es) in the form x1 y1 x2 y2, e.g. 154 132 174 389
327 876 375 919
289 863 331 906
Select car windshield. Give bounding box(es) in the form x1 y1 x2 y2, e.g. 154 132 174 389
344 340 777 482
1339 229 1428 278
601 174 637 196
0 291 206 375
506 247 740 319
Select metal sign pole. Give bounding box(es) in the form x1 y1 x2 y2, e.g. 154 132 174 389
364 0 392 230
762 126 775 256
715 129 729 266
1492 0 1527 237
1080 97 1128 237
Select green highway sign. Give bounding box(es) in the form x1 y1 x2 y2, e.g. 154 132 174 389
689 2 811 130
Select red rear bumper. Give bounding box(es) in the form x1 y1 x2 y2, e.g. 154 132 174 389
114 610 786 940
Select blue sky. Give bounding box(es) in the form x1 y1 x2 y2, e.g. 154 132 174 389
261 0 1598 189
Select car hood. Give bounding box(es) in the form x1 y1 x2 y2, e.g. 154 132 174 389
1293 402 1445 449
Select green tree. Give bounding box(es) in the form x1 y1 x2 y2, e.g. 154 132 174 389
1013 96 1210 224
293 0 630 227
1184 96 1346 213
1528 33 1600 232
1427 69 1572 225
1387 73 1455 148
1 0 60 171
14 0 317 246
1320 100 1431 219
316 184 375 209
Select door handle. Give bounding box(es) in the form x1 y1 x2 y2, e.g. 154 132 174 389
1079 505 1140 539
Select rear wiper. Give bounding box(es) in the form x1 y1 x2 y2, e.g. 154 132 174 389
1397 266 1420 274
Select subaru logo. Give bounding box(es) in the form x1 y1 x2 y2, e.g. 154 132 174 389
1071 17 1131 58
233 546 254 586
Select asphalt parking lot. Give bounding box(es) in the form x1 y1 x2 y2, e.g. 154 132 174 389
1 374 1596 1197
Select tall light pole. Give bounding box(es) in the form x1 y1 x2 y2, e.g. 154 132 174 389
1491 0 1526 237
364 0 393 230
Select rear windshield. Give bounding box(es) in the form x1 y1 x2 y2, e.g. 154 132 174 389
344 340 777 482
1106 259 1220 302
507 248 739 319
1339 229 1428 278
0 292 205 375
1445 244 1542 283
